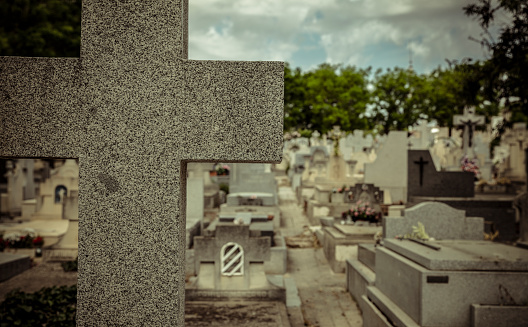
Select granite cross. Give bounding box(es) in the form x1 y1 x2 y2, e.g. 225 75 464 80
453 107 485 154
0 1 283 325
414 156 429 186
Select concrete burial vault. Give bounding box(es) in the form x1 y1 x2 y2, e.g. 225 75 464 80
0 1 283 325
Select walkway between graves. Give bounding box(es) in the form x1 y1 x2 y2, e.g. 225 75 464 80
278 184 363 327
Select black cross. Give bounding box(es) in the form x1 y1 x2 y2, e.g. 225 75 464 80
460 119 479 147
414 156 429 186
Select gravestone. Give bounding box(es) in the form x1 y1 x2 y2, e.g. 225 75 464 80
0 1 283 324
186 177 203 249
45 191 79 261
383 201 484 240
229 163 277 202
364 131 408 203
453 107 485 157
190 223 284 300
408 150 474 198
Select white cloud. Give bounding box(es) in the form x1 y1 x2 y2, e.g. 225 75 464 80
189 0 491 72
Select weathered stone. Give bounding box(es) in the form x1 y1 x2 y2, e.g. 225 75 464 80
0 1 283 325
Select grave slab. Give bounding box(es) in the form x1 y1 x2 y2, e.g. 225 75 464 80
384 239 528 271
375 244 528 326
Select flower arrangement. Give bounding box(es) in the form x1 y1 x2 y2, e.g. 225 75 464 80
216 164 230 176
0 229 44 252
342 200 380 223
332 185 349 194
460 155 480 178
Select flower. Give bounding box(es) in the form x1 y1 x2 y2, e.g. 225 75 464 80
460 155 481 178
342 200 380 223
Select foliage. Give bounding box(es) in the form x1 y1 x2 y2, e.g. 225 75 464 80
61 257 78 272
219 183 229 195
215 164 230 176
284 63 371 133
369 67 430 134
0 0 82 57
464 0 528 124
0 285 77 327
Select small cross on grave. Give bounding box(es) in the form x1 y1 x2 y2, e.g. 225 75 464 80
453 107 485 155
0 1 283 325
414 156 429 186
194 223 271 289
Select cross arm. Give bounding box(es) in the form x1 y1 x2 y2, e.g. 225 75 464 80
179 60 284 163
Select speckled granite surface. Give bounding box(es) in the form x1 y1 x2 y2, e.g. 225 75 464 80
0 0 283 325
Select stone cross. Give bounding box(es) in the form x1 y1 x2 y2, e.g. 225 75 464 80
453 107 485 155
0 1 283 325
413 156 429 186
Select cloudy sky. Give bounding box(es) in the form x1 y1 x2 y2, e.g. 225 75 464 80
188 0 491 73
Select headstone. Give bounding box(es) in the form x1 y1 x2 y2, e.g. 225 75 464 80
186 177 204 249
229 163 277 203
408 150 474 198
364 131 408 203
383 201 484 240
0 0 283 324
188 162 219 208
193 223 274 291
408 120 434 150
453 106 485 157
45 191 79 261
500 122 528 181
32 159 79 220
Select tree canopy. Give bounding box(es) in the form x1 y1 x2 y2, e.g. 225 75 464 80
0 0 82 57
463 0 528 125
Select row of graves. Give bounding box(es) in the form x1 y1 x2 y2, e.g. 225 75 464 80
0 159 80 281
346 201 528 327
284 108 528 275
185 162 288 301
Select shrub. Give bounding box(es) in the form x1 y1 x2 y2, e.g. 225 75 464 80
0 285 77 326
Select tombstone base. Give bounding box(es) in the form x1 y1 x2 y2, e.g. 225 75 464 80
0 253 31 282
187 264 285 302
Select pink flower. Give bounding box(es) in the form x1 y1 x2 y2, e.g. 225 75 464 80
354 212 359 217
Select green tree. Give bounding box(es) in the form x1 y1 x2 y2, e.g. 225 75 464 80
464 0 528 124
427 60 498 131
284 63 308 131
0 0 82 57
302 63 371 133
369 67 429 135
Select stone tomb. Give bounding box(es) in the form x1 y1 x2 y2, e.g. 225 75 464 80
0 0 283 324
323 224 381 273
367 239 528 327
408 149 474 198
346 202 528 327
310 183 383 224
190 223 284 300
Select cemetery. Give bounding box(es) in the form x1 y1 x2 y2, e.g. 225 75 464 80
1 0 528 326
